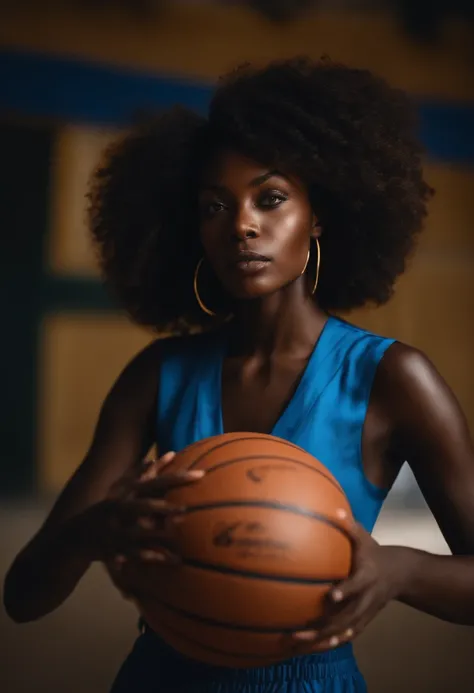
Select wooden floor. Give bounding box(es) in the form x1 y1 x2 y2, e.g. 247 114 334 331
1 501 473 693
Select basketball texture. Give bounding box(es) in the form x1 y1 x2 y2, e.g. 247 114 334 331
116 432 353 668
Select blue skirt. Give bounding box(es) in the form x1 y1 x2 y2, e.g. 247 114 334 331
110 628 366 693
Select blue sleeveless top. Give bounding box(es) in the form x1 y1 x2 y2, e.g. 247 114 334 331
157 315 395 532
111 316 395 693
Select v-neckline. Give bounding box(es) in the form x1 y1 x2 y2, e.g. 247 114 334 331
214 315 335 438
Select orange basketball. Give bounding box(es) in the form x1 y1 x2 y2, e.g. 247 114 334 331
116 432 353 668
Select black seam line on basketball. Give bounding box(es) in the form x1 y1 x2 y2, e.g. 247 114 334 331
149 597 334 634
188 436 306 471
156 620 280 661
182 500 351 539
181 557 345 585
193 454 342 492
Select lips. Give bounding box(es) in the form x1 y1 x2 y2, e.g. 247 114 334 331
230 251 271 264
229 250 271 275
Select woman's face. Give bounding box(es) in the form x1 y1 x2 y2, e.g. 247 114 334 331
198 150 319 300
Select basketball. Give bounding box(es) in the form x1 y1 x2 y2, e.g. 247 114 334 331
113 432 353 668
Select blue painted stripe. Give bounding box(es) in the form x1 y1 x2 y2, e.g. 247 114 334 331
41 275 118 313
417 102 474 166
0 48 213 123
1 48 473 165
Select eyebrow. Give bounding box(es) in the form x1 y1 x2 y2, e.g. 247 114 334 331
200 169 286 193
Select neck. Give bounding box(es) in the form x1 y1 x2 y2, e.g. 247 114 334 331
228 282 328 358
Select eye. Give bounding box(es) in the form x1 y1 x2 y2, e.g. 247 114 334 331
259 191 288 208
200 200 227 217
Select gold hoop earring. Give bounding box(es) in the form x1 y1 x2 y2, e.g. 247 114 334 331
312 237 321 295
193 257 216 317
301 238 321 295
301 249 310 276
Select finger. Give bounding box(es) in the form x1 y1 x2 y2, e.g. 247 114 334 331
154 451 177 473
310 591 375 644
111 512 185 560
311 628 356 651
109 460 159 498
138 548 181 564
310 613 355 643
336 514 365 546
328 569 369 605
135 469 205 496
126 499 187 518
117 501 186 538
139 460 161 483
349 523 374 552
102 510 179 560
292 594 358 643
137 512 187 533
123 525 180 551
137 453 175 483
291 628 319 643
133 458 159 480
292 620 356 647
118 547 182 565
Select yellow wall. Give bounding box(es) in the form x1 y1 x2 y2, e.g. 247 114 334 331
38 315 153 492
18 3 473 492
1 3 473 99
49 126 118 276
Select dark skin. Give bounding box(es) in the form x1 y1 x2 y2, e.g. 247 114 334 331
4 152 474 660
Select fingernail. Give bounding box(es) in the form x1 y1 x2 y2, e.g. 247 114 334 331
138 517 155 529
293 630 318 641
344 628 354 639
140 550 167 561
140 550 181 565
149 500 169 509
329 636 340 648
164 503 187 513
185 470 205 479
336 508 348 520
332 589 344 602
171 514 186 524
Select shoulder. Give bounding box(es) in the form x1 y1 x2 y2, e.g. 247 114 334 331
118 330 215 383
105 337 164 408
97 333 210 426
333 319 437 398
376 342 445 399
374 342 468 441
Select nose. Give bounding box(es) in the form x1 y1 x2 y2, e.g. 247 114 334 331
232 204 260 241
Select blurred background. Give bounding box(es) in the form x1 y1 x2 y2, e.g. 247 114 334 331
0 1 473 691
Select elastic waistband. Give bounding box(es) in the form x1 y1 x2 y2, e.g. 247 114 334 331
204 646 358 684
139 628 358 684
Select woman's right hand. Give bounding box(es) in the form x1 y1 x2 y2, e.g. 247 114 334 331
75 452 204 569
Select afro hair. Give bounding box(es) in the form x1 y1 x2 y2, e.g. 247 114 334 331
88 57 433 332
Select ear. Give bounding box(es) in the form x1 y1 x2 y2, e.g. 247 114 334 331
310 216 322 239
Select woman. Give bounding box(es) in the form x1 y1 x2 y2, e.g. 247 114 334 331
4 57 474 693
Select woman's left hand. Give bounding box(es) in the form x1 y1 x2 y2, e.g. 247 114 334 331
292 521 410 650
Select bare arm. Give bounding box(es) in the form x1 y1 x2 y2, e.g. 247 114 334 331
291 344 474 648
3 339 162 623
380 344 474 624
